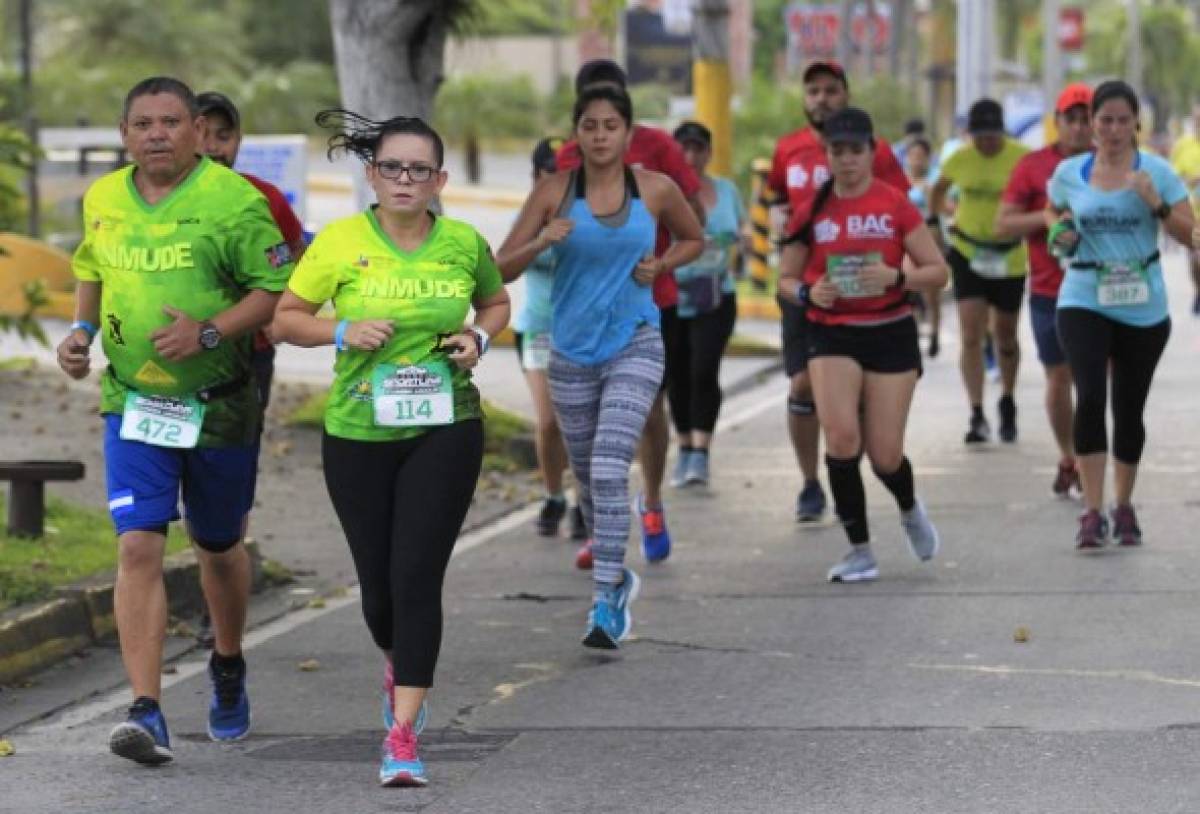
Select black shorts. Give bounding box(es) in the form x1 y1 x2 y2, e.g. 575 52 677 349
948 248 1027 313
806 316 922 375
779 295 810 377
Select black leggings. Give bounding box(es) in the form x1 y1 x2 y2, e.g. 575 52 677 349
662 295 737 435
1055 308 1170 464
322 420 483 687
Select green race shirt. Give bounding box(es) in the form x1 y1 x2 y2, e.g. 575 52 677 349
73 157 292 446
940 139 1030 277
288 209 504 442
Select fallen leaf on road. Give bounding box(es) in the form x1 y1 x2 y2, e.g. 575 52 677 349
298 659 321 672
307 597 327 609
1013 626 1031 643
0 740 13 756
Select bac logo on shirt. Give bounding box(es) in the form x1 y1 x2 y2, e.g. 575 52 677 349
846 214 895 239
814 218 840 243
813 166 830 187
787 164 809 189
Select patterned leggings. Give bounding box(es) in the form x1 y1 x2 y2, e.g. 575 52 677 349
549 325 665 589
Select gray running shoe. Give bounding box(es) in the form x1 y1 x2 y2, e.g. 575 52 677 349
670 449 693 488
685 450 710 486
901 499 940 561
827 546 879 583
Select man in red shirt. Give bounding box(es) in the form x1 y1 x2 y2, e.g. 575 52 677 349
197 91 307 412
994 83 1094 497
557 60 705 566
767 60 910 524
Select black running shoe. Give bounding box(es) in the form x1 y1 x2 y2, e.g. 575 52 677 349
964 414 991 444
569 504 588 540
536 496 567 537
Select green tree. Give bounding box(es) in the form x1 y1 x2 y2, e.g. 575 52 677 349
435 75 542 182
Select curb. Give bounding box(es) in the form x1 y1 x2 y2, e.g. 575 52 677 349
0 541 266 686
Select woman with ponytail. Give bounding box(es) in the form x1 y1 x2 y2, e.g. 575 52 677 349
778 107 948 584
272 110 510 788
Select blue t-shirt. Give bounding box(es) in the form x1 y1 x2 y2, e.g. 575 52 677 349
1048 151 1187 325
513 247 554 335
673 177 745 317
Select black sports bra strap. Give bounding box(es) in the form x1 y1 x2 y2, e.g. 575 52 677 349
624 166 641 199
574 167 587 198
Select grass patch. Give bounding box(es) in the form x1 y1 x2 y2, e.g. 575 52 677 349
0 356 37 372
726 333 779 358
286 391 532 472
0 493 189 611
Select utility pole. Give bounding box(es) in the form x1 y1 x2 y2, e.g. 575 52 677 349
836 0 853 74
692 0 732 176
1042 0 1062 105
1126 0 1143 99
19 0 38 238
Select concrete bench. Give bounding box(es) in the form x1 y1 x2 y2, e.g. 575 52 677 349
0 461 86 538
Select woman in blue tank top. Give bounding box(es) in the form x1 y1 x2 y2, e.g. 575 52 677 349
499 85 703 650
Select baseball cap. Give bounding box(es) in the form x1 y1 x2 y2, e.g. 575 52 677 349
1056 82 1093 114
531 137 563 173
802 60 848 87
196 91 240 130
575 59 628 93
967 98 1005 135
672 121 711 148
822 107 874 145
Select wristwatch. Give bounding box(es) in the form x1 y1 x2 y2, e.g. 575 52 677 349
198 321 222 350
1153 201 1171 220
468 325 490 357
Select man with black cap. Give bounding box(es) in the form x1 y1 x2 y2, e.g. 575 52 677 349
931 98 1029 446
767 60 911 526
995 83 1094 496
198 91 306 412
555 59 706 567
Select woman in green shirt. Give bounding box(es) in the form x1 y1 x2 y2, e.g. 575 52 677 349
273 112 509 789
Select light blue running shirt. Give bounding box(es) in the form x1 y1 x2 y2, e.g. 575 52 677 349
550 168 658 365
512 247 554 335
1048 151 1187 326
673 176 745 318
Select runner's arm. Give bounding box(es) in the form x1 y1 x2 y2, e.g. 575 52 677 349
994 201 1047 240
1161 198 1195 247
928 176 954 219
776 239 810 305
899 225 950 289
57 281 101 378
496 177 569 281
647 172 704 274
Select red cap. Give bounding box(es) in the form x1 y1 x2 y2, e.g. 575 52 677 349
1056 83 1093 114
802 60 848 87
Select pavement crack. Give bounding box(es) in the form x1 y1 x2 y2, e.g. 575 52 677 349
636 636 757 655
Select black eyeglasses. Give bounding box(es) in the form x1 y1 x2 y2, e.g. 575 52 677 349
373 160 437 183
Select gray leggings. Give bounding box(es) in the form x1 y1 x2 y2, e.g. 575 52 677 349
549 325 665 589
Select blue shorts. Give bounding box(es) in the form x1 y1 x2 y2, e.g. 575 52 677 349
103 414 258 551
1029 294 1066 367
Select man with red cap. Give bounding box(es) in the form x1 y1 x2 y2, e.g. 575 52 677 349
766 60 911 525
994 83 1094 497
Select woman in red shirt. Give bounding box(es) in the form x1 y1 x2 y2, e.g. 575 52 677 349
779 107 948 583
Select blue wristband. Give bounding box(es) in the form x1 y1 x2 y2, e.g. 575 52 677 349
69 320 97 343
334 319 349 352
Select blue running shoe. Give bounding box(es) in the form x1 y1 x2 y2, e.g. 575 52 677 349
381 660 428 734
208 655 251 742
379 722 428 787
582 568 641 650
109 697 173 765
638 494 671 563
796 479 827 522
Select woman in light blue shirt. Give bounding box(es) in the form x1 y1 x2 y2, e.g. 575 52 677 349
1047 80 1194 549
663 121 745 488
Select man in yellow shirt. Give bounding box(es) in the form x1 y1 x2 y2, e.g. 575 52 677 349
1169 103 1200 313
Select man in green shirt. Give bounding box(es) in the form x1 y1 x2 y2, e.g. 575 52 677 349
55 76 292 764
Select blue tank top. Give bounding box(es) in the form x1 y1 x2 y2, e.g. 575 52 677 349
550 168 659 365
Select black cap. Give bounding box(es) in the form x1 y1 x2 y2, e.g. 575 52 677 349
531 137 563 173
802 60 848 87
967 98 1005 135
575 59 627 93
673 121 711 148
822 107 874 145
196 91 240 130
903 118 926 136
